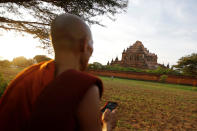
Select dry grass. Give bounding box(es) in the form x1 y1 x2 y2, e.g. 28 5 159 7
0 66 24 82
101 77 197 131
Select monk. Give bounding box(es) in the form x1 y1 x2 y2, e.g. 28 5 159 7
0 14 117 131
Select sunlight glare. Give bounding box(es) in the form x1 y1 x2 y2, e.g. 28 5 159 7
0 32 50 61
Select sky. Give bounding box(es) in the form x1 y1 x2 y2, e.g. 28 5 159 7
0 0 197 66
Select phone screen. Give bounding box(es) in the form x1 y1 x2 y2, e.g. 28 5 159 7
101 101 118 113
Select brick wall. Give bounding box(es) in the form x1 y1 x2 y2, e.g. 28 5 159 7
88 70 197 86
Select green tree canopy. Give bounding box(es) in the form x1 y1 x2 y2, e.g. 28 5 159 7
88 62 103 69
174 53 197 76
0 0 128 48
33 55 51 63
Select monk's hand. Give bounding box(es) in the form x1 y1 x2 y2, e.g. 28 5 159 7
102 109 118 131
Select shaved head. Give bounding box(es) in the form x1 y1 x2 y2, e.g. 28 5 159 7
50 14 94 71
50 14 93 51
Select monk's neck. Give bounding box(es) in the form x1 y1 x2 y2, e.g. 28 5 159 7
54 54 80 77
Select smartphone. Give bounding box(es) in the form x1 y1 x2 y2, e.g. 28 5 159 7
101 101 118 113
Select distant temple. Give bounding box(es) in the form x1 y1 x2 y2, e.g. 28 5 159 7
109 41 158 69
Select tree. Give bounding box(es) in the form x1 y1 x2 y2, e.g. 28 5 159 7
167 63 170 68
0 60 11 67
33 55 51 63
107 61 110 66
173 53 197 76
12 56 34 67
88 62 103 70
0 0 128 49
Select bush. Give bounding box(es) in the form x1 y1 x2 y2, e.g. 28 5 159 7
0 74 8 97
102 65 144 73
88 63 183 76
146 67 181 76
159 75 168 83
33 55 51 63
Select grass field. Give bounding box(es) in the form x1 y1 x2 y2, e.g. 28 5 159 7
101 77 197 131
0 67 197 130
0 66 24 82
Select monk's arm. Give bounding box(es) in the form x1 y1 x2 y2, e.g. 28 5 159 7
76 85 108 131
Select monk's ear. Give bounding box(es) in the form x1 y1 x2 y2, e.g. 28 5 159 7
79 37 87 52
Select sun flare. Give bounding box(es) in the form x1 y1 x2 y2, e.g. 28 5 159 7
0 32 50 61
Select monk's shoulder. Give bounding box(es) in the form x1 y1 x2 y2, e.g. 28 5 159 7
68 69 100 81
62 69 103 97
56 69 102 86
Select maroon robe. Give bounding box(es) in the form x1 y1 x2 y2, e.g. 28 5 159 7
27 69 103 131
